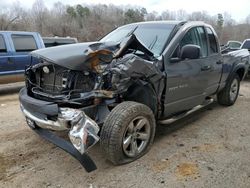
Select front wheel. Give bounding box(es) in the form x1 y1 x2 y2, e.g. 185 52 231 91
217 73 240 106
100 101 156 165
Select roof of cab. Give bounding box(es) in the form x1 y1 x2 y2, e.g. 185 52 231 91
128 20 183 25
118 20 211 30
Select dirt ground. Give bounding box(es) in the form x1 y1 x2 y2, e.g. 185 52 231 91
0 81 250 188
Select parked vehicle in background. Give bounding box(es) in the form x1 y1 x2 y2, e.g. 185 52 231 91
0 31 44 84
19 21 249 172
241 39 250 51
42 37 78 48
221 40 242 53
240 39 250 75
227 40 242 49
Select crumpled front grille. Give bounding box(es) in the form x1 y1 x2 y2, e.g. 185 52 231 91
39 65 68 92
34 64 95 95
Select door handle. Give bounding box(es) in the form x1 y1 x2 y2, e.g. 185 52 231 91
216 60 223 64
201 65 211 71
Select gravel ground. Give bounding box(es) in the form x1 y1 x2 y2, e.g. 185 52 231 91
0 80 250 188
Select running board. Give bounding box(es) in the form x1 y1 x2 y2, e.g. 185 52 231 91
158 98 214 125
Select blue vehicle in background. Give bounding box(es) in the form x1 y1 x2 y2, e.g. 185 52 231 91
0 31 44 84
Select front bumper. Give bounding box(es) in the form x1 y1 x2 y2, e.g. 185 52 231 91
19 88 99 172
30 126 97 172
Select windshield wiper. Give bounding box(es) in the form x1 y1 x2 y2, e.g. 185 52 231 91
148 35 158 50
125 26 138 38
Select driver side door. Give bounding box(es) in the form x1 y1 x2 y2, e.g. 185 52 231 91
163 26 209 117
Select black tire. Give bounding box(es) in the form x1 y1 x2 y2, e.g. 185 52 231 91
100 101 156 165
217 73 240 106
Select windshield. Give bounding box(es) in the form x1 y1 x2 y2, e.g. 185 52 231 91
100 23 175 57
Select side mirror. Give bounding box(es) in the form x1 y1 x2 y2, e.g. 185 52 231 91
180 44 201 60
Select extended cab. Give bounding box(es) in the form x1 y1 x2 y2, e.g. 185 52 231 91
0 31 44 84
19 21 249 172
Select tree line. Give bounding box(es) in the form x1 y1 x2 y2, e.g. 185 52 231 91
1 0 250 44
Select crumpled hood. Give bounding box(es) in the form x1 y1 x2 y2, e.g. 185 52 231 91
31 34 154 72
31 42 119 71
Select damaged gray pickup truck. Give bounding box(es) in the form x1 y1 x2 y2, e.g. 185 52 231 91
19 21 249 172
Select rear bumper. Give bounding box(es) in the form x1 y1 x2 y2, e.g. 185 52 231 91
19 88 99 172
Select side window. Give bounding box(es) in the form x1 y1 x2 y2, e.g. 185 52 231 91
206 27 218 54
172 27 208 58
0 35 7 53
180 28 199 48
11 35 37 52
196 27 208 57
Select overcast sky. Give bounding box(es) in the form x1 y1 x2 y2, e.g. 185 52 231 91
2 0 250 22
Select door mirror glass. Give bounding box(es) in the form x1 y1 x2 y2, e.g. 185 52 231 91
180 44 200 60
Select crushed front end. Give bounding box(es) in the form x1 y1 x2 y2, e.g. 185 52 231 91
19 62 104 172
19 35 165 172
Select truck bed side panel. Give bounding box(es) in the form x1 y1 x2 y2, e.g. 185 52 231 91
219 49 249 91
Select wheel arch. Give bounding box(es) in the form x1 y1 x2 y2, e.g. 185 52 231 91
122 83 158 116
227 64 246 82
235 67 246 81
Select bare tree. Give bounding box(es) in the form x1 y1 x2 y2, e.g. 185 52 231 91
1 1 250 43
32 0 48 34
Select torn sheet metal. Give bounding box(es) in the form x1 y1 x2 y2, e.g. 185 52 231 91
69 110 100 154
30 42 119 71
114 34 154 59
30 34 154 72
110 54 165 98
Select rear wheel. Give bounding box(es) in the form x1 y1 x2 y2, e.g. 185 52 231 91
100 101 156 165
217 73 240 106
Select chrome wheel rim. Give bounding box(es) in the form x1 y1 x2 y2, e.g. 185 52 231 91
230 78 239 101
122 116 150 157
